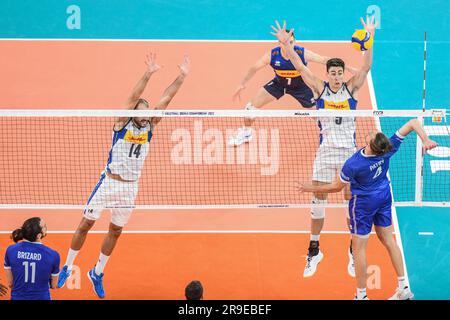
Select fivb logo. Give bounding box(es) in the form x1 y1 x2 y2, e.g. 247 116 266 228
170 121 280 175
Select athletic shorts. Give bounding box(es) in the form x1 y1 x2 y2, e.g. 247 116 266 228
263 77 316 108
312 145 356 183
348 189 393 237
83 173 138 227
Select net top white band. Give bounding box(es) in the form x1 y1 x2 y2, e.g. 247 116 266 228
0 109 444 118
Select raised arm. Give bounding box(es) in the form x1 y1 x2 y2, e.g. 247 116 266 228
271 21 324 96
151 55 190 126
296 176 347 194
306 50 358 75
233 52 271 101
347 16 377 95
397 119 438 150
305 49 329 65
126 53 162 109
115 53 162 126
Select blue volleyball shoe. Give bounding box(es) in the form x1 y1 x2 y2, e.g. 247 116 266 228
87 267 105 299
57 265 72 288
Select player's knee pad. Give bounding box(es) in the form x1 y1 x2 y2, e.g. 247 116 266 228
311 197 326 219
245 102 256 120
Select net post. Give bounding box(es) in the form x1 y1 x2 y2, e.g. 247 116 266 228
415 115 424 205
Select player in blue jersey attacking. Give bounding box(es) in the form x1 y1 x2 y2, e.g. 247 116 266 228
57 53 190 299
4 217 60 300
297 119 437 300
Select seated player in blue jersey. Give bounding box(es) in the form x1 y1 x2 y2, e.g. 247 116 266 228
297 119 438 300
271 18 377 279
3 217 60 300
56 54 190 299
229 28 358 146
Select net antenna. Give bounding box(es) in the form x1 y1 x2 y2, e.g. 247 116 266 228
422 31 427 112
416 32 428 203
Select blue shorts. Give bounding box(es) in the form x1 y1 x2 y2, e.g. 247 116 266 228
348 189 393 237
263 77 316 108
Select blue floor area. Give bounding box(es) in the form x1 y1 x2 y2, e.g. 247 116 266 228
1 0 449 299
396 207 450 299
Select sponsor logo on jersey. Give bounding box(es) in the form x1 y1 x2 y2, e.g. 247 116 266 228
275 69 301 78
124 131 148 144
324 100 351 110
274 61 281 66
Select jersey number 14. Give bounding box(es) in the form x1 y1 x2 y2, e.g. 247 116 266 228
129 144 142 158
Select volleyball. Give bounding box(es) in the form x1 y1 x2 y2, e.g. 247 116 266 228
351 29 373 51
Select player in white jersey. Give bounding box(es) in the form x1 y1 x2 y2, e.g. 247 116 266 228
271 17 377 278
57 53 190 298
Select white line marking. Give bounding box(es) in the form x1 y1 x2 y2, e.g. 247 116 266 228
0 38 349 43
418 232 434 236
1 200 449 210
424 125 450 136
426 146 450 158
0 230 388 235
367 71 411 289
1 39 449 44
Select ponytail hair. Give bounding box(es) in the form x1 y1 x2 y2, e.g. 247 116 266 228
11 217 42 243
370 132 393 156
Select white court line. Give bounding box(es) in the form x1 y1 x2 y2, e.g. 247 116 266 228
418 232 434 236
0 230 386 235
1 38 449 44
368 71 411 289
0 38 348 43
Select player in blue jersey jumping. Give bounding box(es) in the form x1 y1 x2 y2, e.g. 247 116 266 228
229 28 358 146
4 217 60 300
297 119 438 300
57 53 190 299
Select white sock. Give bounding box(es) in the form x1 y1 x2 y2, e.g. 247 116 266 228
398 276 407 289
65 249 79 270
94 253 110 276
310 234 320 241
356 288 367 299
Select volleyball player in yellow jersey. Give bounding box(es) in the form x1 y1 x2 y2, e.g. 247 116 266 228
229 29 358 145
271 17 377 278
57 53 190 298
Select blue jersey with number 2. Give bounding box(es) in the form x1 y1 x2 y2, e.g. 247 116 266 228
4 241 60 300
340 132 405 195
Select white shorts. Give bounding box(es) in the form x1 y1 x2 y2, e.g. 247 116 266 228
83 173 139 227
312 145 356 183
